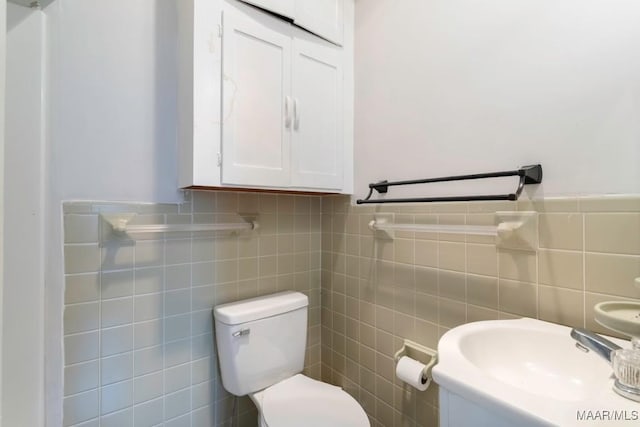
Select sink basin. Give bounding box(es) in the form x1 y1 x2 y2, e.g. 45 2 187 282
433 318 638 427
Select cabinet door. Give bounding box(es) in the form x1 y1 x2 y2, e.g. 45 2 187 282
294 0 343 45
290 30 343 190
238 0 295 19
222 2 292 187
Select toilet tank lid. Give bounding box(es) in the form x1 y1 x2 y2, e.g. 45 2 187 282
214 291 308 325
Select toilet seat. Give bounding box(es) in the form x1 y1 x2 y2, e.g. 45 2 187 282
256 374 369 427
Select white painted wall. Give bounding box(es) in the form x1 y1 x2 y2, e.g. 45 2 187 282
43 1 182 425
355 0 640 200
4 3 46 427
0 1 6 425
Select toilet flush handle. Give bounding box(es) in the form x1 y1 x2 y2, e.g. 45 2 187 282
232 328 250 337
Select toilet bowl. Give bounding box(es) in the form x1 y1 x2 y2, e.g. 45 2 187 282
213 291 370 427
251 374 368 427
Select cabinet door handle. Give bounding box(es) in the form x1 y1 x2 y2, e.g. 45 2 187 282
285 96 292 128
293 98 300 130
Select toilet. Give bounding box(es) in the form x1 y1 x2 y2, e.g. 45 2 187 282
213 291 370 427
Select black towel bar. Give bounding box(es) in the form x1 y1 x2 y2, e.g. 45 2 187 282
356 164 542 204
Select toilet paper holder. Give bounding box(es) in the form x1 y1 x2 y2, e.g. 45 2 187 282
394 339 438 382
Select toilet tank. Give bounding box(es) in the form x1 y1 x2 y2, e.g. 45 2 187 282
213 291 309 396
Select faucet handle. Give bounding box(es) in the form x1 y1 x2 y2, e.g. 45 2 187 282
570 328 622 364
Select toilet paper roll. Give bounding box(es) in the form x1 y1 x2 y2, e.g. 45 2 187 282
396 356 430 391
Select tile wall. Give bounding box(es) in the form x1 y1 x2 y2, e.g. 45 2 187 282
62 191 322 427
63 192 640 427
319 195 640 427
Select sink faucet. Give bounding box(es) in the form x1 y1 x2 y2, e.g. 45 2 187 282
570 328 622 363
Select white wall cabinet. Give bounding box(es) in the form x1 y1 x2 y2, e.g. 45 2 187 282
240 0 343 45
178 0 353 193
291 29 343 189
294 0 343 46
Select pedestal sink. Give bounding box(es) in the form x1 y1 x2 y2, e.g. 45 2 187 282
433 318 639 427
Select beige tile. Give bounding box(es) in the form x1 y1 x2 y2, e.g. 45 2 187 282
465 213 496 244
65 331 99 365
498 250 537 283
438 270 465 301
134 293 164 322
217 192 238 213
102 325 133 357
134 398 163 426
499 279 537 317
467 244 497 277
415 292 438 323
101 352 133 386
538 249 583 290
65 244 101 274
192 192 216 213
134 240 164 268
375 306 395 334
585 213 640 255
165 239 191 265
375 398 394 427
65 273 100 304
467 305 500 322
414 319 439 349
259 194 278 213
101 270 134 300
518 197 578 213
431 202 467 214
63 389 99 426
375 330 395 357
64 360 99 396
538 285 584 328
394 287 416 317
394 239 414 264
467 274 498 309
414 214 438 241
415 266 438 295
165 264 190 290
438 297 466 328
438 242 465 272
585 253 640 298
65 214 99 244
101 379 133 415
64 302 99 334
393 312 416 341
539 213 583 250
579 195 640 212
101 297 133 328
438 214 466 242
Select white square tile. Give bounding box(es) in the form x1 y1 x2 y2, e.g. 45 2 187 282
134 372 164 404
63 389 98 426
134 346 164 377
101 352 133 386
64 360 99 396
64 303 99 335
101 380 133 415
164 388 191 421
165 363 191 394
65 331 99 365
100 407 133 427
134 397 164 426
101 297 133 328
101 325 133 357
